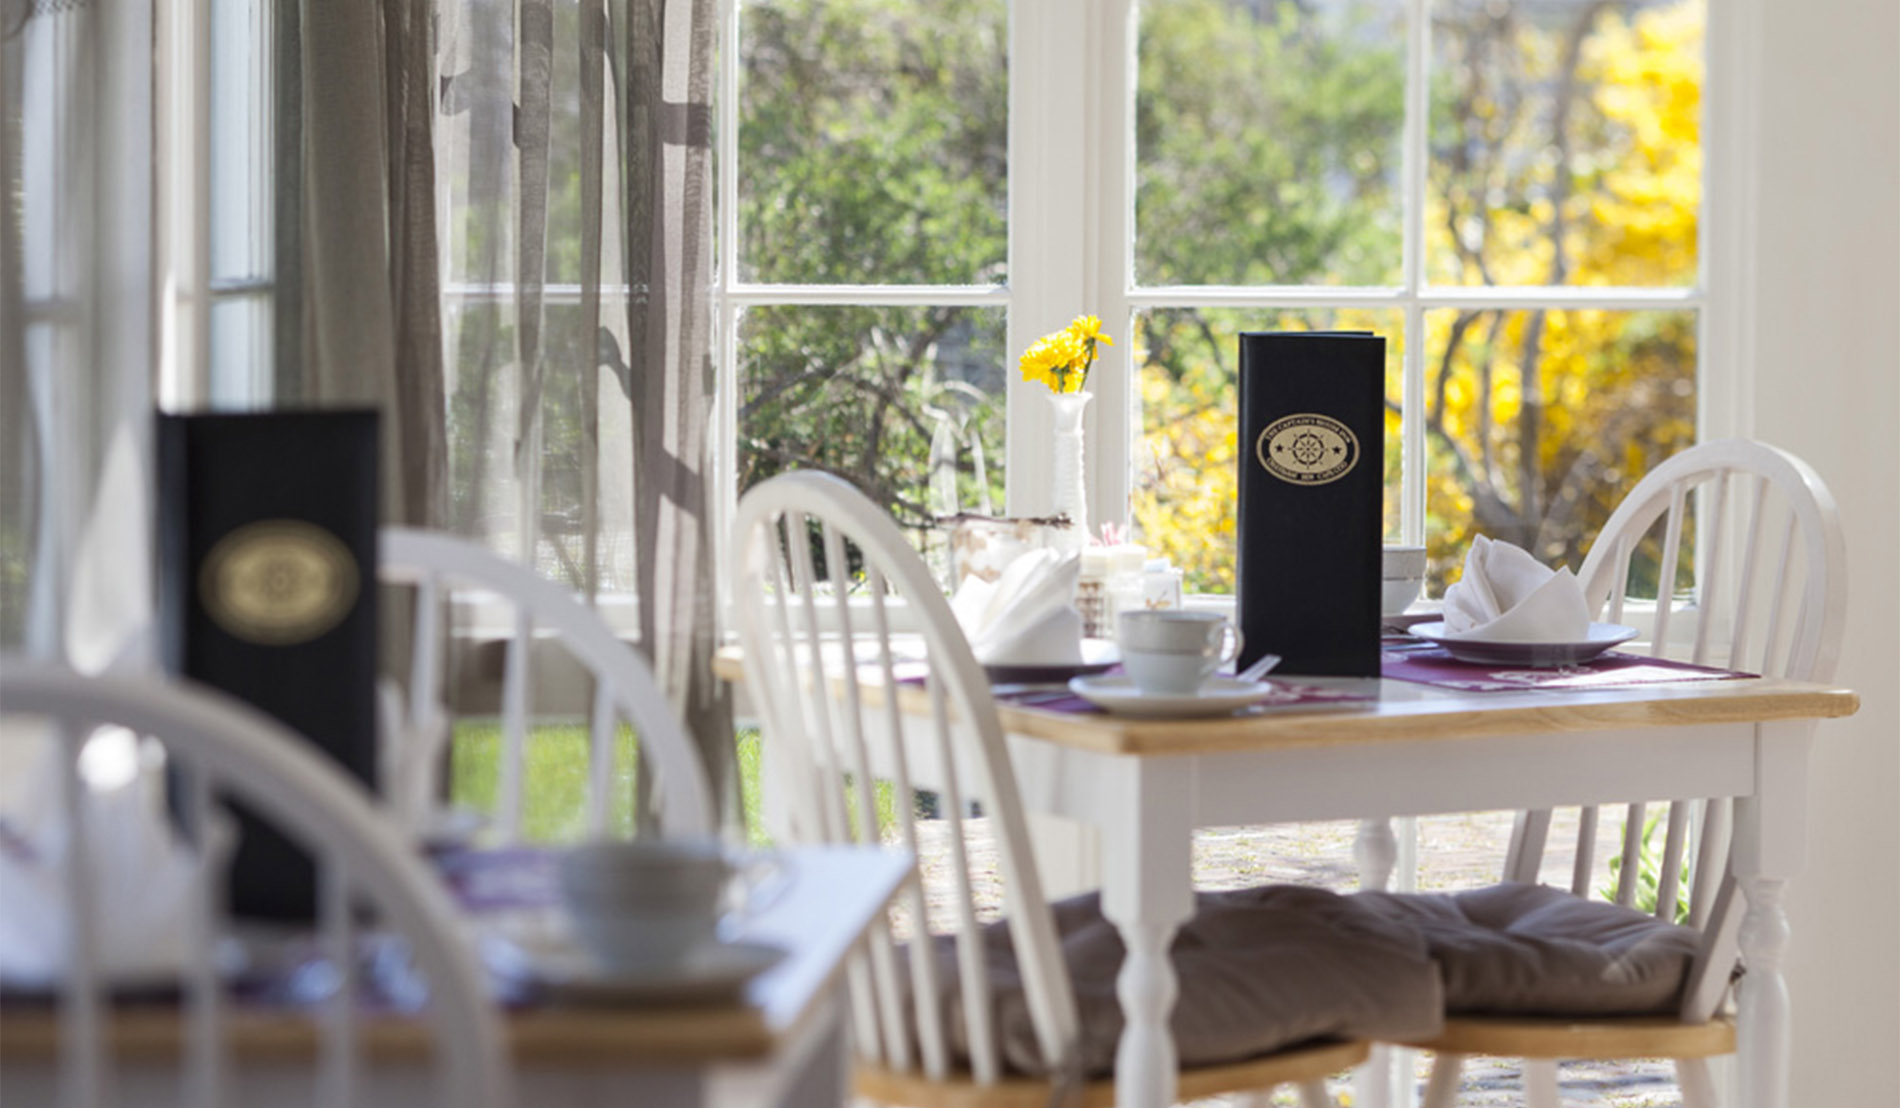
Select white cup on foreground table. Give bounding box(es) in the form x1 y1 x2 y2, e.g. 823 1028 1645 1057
557 838 734 971
1118 610 1244 695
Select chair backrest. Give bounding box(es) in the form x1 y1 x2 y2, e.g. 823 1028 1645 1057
729 471 1080 1085
0 661 510 1108
1575 437 1846 682
1501 439 1847 1021
379 527 714 841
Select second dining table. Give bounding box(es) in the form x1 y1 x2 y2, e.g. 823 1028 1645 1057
715 644 1857 1108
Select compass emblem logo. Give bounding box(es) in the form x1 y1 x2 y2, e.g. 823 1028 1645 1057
1256 413 1360 486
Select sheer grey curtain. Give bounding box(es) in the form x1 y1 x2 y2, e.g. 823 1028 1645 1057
281 0 446 529
1 0 155 664
434 0 734 815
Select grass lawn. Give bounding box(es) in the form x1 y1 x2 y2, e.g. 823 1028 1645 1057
449 722 891 844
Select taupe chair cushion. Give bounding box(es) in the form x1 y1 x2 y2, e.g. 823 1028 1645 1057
918 884 1444 1078
1356 882 1703 1018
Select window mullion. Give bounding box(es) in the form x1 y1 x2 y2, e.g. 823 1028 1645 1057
1005 0 1093 519
1400 0 1432 548
1085 0 1136 533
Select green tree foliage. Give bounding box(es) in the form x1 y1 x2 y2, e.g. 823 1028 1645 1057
736 0 1010 531
1132 0 1703 594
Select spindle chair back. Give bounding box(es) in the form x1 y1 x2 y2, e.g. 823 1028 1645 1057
731 472 1375 1108
1424 440 1846 1108
0 662 510 1108
379 528 714 841
729 471 1081 1088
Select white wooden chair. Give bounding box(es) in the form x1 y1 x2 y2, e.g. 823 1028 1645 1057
378 527 714 841
0 661 511 1108
1404 439 1847 1108
730 471 1371 1108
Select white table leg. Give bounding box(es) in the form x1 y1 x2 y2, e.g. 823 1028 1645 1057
1732 721 1813 1108
1099 756 1195 1108
1356 817 1399 892
1355 817 1402 1108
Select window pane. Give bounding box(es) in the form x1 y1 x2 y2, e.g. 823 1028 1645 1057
1136 0 1406 288
210 0 271 286
1428 0 1704 287
209 295 271 407
1134 308 1405 594
738 1 1007 285
738 306 1007 535
1423 308 1696 592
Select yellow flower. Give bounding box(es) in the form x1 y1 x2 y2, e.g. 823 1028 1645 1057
1018 319 1111 395
1066 315 1114 348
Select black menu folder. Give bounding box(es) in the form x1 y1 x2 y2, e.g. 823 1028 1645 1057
157 411 379 920
1235 332 1384 676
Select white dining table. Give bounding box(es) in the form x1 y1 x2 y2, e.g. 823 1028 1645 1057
0 844 911 1108
983 671 1858 1108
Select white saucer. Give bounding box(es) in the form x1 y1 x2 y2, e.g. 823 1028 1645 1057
982 638 1120 685
1067 674 1280 718
502 938 786 1006
1408 621 1639 667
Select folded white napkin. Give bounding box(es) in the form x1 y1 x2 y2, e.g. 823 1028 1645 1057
65 425 154 676
949 549 1085 665
1440 536 1592 642
0 723 221 989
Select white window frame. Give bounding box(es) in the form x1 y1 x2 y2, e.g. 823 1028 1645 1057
151 0 1766 608
711 0 1759 584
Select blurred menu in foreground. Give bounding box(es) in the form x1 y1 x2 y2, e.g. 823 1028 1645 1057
157 411 379 920
1236 332 1383 677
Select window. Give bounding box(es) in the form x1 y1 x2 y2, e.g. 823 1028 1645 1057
728 0 1716 597
167 0 1724 603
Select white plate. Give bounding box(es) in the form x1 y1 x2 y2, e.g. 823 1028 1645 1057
1067 674 1280 718
1408 621 1640 667
982 638 1120 685
500 938 786 1006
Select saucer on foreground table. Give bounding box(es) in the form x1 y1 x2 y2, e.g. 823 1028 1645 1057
1067 674 1279 718
493 935 786 1007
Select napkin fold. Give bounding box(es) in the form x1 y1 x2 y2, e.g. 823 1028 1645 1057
949 549 1085 665
1440 536 1591 642
0 723 225 989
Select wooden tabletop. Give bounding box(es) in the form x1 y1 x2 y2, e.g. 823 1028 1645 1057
712 644 1859 758
0 845 912 1068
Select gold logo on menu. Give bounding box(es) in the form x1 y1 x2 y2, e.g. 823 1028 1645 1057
199 521 359 645
1256 413 1359 486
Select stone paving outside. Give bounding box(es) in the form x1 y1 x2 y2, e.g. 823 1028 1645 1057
904 809 1687 1108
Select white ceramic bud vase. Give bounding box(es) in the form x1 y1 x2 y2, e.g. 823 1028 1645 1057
1048 390 1092 545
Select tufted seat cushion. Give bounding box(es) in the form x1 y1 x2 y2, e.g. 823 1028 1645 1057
913 884 1444 1078
1356 882 1704 1018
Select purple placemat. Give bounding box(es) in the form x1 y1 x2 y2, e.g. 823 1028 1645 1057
995 679 1372 715
1381 647 1756 692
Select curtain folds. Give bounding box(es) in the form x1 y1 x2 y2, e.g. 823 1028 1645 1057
438 0 735 821
289 0 445 529
623 0 732 819
1 1 155 661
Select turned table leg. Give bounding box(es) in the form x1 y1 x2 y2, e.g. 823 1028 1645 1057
1101 757 1195 1108
1732 721 1813 1108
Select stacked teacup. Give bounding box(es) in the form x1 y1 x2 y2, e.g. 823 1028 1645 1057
1382 544 1427 617
1117 610 1244 695
557 839 734 972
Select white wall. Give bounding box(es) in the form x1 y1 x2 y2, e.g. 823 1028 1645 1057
1753 0 1900 1100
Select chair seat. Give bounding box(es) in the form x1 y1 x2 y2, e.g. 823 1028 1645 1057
1357 882 1703 1018
1398 1013 1736 1061
910 884 1443 1079
856 1038 1370 1108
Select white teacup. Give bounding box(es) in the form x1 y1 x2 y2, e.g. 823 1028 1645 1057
1118 610 1243 695
558 838 733 971
1382 544 1427 616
